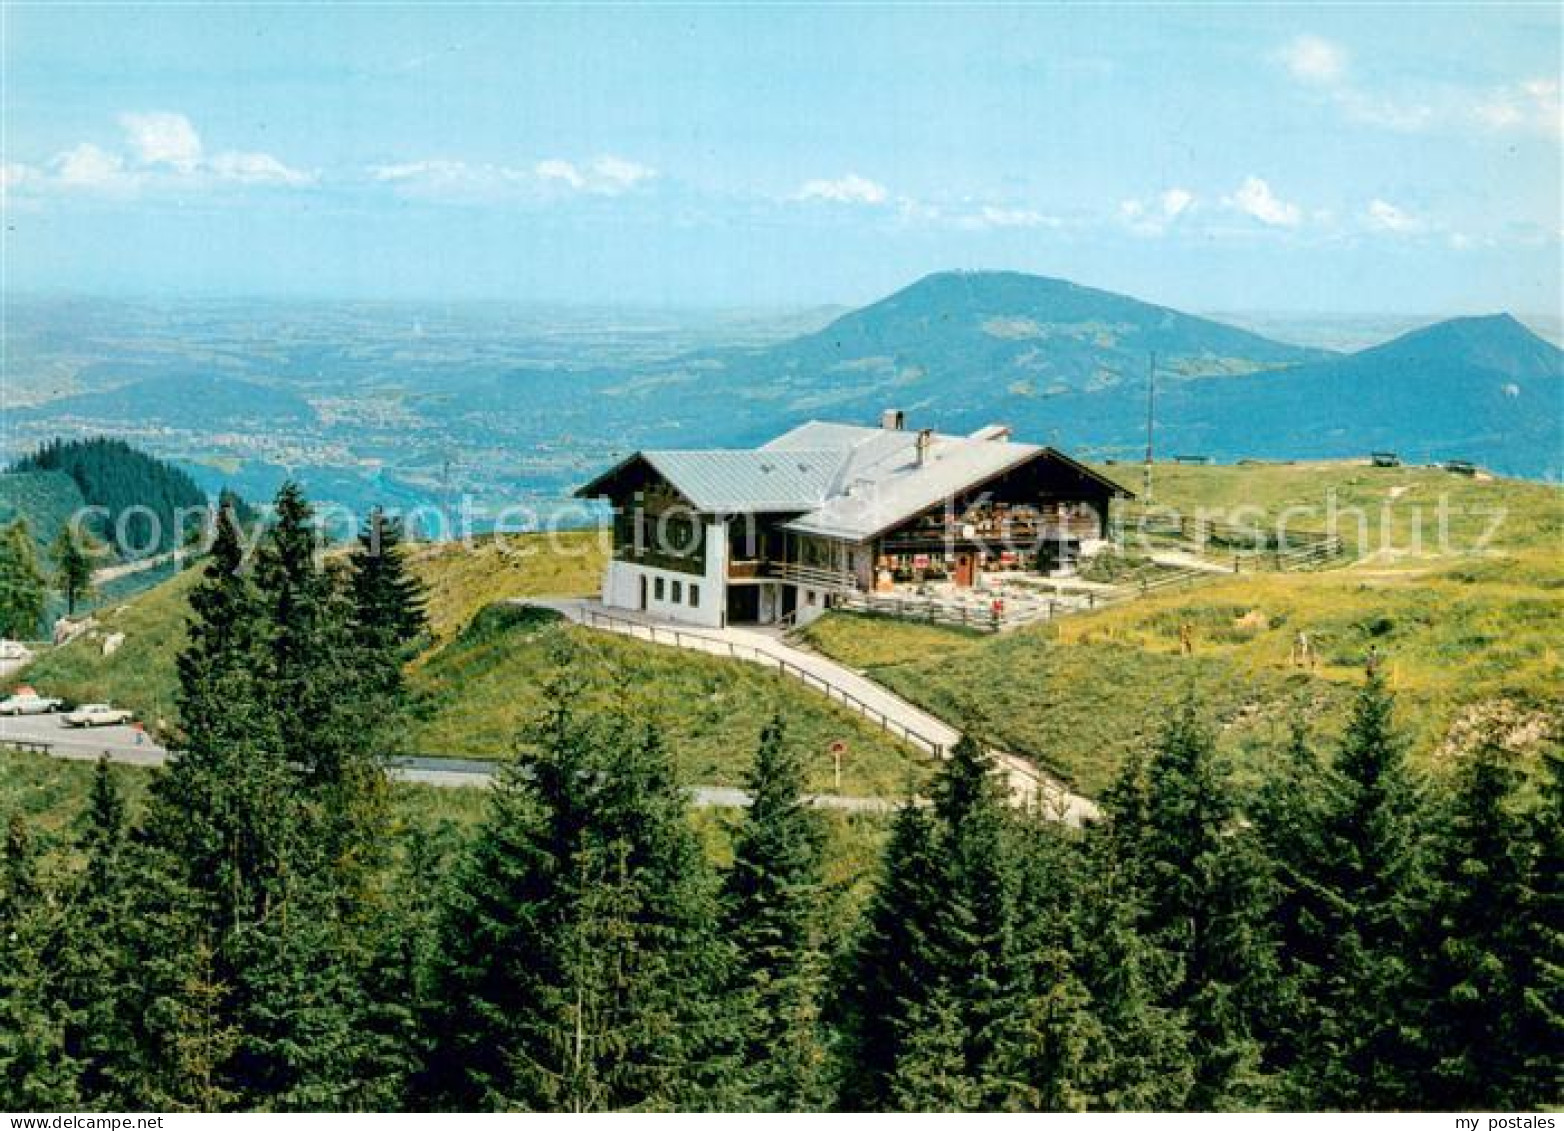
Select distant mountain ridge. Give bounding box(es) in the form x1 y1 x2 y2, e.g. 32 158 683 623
638 271 1561 478
667 271 1335 437
1161 313 1564 475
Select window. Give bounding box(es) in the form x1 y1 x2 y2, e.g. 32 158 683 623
671 579 683 603
805 589 817 606
654 577 665 600
689 584 700 606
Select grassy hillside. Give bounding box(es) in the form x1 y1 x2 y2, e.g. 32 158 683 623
1103 460 1562 558
408 605 929 794
803 464 1562 795
13 464 1558 799
403 528 605 647
11 528 930 796
13 530 603 715
12 565 201 723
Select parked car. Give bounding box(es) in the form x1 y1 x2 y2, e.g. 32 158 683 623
0 690 64 715
63 703 134 728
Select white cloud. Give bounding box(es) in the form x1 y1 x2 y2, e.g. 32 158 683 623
588 155 656 192
1280 34 1347 85
534 158 585 190
536 155 656 195
366 154 654 202
119 111 203 171
795 173 889 205
207 150 315 186
1365 198 1424 235
1472 78 1563 139
1160 187 1195 219
15 112 314 198
369 159 526 201
371 159 475 184
52 143 132 189
1119 186 1197 234
1226 176 1302 227
1277 35 1560 142
956 205 1060 230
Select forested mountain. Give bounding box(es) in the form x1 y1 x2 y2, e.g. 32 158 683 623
8 437 210 557
639 270 1335 448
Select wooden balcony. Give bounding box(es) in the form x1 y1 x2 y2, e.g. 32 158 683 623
768 561 858 592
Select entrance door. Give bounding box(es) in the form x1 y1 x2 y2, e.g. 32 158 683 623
780 584 798 621
954 552 977 588
726 585 761 624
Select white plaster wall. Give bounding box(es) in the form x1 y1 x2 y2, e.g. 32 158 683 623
794 586 826 627
598 517 727 629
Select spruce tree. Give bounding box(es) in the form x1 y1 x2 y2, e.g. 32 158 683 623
234 484 402 1109
1414 742 1533 1108
1312 668 1428 1110
721 714 829 1110
150 493 293 931
1521 744 1564 1104
349 507 429 692
0 814 79 1109
56 758 134 1106
119 486 401 1110
926 737 1024 1107
1249 715 1344 1101
1138 703 1277 1110
0 519 47 639
116 495 294 1109
835 737 1025 1111
1072 825 1192 1110
421 686 730 1111
50 524 97 615
886 985 984 1112
253 485 395 932
833 801 946 1110
998 826 1097 1112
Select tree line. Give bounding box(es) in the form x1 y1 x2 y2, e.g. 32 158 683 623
0 482 1558 1111
11 437 210 559
1 436 257 636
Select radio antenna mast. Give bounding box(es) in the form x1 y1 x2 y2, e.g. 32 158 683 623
1143 351 1157 504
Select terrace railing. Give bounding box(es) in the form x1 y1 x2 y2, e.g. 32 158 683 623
768 561 858 592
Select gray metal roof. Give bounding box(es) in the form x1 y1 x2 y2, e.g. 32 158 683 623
640 449 842 512
577 418 1131 538
778 425 1047 541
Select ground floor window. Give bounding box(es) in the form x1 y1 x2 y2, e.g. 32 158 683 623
689 583 700 606
655 576 665 600
672 579 683 602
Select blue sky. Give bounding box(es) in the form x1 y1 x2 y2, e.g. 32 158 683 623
4 3 1560 314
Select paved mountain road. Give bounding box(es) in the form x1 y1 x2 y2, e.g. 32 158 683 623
0 713 894 811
